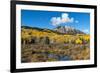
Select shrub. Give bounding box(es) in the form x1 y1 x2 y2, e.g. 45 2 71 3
75 39 82 44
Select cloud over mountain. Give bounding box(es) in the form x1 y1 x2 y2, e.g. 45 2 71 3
51 13 78 26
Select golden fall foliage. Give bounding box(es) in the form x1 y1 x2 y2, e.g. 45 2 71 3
21 28 90 44
21 28 90 62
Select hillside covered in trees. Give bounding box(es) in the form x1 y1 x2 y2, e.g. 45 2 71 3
21 26 90 63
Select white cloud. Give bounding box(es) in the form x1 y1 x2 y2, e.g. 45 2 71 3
51 13 74 26
51 17 61 26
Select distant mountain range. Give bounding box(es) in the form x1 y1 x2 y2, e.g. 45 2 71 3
21 26 85 35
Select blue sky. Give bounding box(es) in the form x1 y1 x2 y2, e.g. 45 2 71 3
21 9 90 34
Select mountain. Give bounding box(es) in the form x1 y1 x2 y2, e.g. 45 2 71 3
54 26 85 35
21 26 85 35
21 26 63 34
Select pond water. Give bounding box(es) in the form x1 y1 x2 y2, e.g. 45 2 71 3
48 53 72 61
40 52 72 61
22 52 72 63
